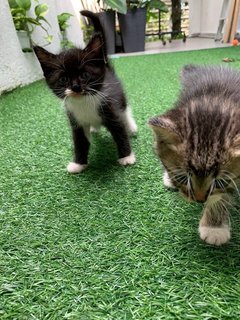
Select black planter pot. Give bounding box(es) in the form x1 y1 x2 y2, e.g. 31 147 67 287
118 7 147 53
97 10 116 54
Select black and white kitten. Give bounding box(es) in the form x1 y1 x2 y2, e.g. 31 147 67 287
34 10 137 173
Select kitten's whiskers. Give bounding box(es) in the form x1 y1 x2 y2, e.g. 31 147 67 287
222 171 239 196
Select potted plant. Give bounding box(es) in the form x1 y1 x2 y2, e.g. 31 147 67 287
57 12 74 49
8 0 52 52
96 0 127 54
118 0 168 53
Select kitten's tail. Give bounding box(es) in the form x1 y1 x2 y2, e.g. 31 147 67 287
81 10 108 62
81 10 105 35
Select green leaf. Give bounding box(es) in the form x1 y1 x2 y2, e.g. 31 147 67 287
10 7 26 16
57 13 73 24
57 13 73 31
59 23 69 32
45 35 53 43
37 16 51 27
35 4 48 17
60 39 75 49
15 0 31 11
8 0 18 9
103 0 127 14
25 17 41 25
148 0 168 12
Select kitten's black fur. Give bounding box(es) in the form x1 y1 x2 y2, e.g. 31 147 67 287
34 10 136 173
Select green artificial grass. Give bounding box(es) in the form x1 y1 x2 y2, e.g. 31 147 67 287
1 47 240 319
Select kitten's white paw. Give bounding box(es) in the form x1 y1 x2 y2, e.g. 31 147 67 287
163 171 176 189
118 153 136 166
125 106 137 135
67 162 87 174
129 120 138 135
199 225 230 246
90 126 100 133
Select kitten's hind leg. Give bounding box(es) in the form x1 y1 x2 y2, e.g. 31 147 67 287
198 195 231 245
67 121 90 174
67 162 88 174
123 106 138 136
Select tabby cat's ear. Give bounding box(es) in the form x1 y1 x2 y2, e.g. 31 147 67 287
83 33 105 62
149 116 181 146
33 46 57 77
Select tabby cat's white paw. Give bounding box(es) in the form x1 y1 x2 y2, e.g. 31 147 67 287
163 171 176 189
199 225 230 246
118 153 136 166
67 162 87 174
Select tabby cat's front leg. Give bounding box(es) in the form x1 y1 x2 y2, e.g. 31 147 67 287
199 195 231 246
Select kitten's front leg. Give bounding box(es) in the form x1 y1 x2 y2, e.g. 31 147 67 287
199 195 231 245
104 119 135 166
67 124 90 174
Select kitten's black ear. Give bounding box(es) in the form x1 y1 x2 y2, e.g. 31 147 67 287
149 116 181 146
33 46 57 77
83 33 106 63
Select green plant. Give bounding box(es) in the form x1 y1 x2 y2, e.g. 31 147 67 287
95 0 168 14
97 0 127 14
146 0 168 22
57 12 73 32
8 0 52 49
125 0 168 23
127 0 168 11
81 23 94 44
57 12 74 49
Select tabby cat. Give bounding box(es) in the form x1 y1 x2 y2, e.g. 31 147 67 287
34 10 137 174
149 64 240 245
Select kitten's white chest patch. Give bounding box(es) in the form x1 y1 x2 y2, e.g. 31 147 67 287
65 95 102 128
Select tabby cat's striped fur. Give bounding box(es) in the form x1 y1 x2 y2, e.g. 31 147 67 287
149 65 240 245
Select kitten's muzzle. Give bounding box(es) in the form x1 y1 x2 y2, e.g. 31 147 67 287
180 189 207 203
71 84 82 93
194 191 206 203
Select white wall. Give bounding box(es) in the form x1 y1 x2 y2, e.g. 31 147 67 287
0 0 85 95
189 0 223 37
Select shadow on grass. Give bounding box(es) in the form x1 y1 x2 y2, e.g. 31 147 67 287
66 131 136 187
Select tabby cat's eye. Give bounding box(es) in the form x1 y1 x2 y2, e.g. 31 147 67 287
215 178 229 189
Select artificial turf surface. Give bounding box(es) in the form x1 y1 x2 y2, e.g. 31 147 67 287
1 47 240 319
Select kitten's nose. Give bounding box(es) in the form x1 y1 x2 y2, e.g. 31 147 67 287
195 191 206 203
71 84 81 93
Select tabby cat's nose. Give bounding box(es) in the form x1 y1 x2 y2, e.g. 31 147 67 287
195 191 206 203
72 84 81 92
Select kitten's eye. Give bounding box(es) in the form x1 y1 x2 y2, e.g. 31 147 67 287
215 178 229 189
59 76 67 84
175 175 188 185
82 72 91 80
